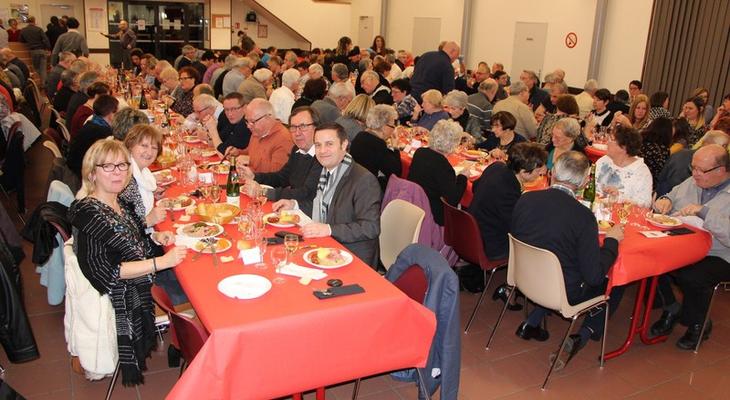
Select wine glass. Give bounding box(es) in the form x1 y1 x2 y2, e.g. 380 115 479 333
284 234 299 262
209 184 221 203
255 235 268 270
270 247 288 284
256 186 268 207
616 202 631 225
237 214 254 239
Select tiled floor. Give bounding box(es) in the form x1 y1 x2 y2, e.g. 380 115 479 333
2 139 729 399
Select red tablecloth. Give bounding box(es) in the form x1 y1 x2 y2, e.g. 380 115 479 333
585 145 606 163
160 183 436 399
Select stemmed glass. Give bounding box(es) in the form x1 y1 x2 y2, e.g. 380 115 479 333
270 247 287 284
284 234 299 263
255 235 268 270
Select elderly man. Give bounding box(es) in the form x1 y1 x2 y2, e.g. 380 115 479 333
46 51 75 100
656 130 729 196
361 70 393 105
0 48 29 87
327 81 355 113
273 122 381 267
410 41 460 102
512 151 624 370
51 17 88 64
200 92 250 156
466 78 498 141
236 98 293 173
269 68 300 122
186 92 222 129
520 70 550 112
239 67 271 103
575 79 598 118
492 81 538 140
177 45 197 70
212 54 236 97
222 56 252 96
239 106 322 201
53 69 76 112
20 16 51 85
650 145 730 350
101 20 135 70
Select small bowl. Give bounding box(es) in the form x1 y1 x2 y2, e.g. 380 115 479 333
196 203 240 225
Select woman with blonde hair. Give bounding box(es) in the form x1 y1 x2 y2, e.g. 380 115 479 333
69 139 187 385
680 97 707 146
413 89 449 130
628 94 651 130
335 94 375 141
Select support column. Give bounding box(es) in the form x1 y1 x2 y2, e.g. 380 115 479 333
460 0 473 62
587 0 608 80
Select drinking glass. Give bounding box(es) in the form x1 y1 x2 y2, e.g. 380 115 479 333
270 247 288 284
256 186 268 207
284 234 299 262
209 184 221 203
616 202 631 225
255 235 268 270
237 214 255 240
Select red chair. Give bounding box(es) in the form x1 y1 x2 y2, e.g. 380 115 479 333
441 198 508 333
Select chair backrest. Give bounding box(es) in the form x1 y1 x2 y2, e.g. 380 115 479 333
392 264 428 304
507 234 568 312
441 197 488 267
56 119 71 142
43 140 62 159
380 199 425 270
44 127 66 148
151 285 209 365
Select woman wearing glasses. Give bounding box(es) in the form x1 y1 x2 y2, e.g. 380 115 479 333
69 139 187 385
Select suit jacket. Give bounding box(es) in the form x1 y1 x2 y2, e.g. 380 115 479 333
301 162 381 267
255 146 322 201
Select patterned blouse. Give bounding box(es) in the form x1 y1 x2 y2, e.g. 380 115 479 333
640 142 670 188
595 155 653 207
171 86 194 117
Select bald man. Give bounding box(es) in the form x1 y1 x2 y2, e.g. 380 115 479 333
101 20 136 70
409 41 460 102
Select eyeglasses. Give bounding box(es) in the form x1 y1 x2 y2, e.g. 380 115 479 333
224 105 243 113
246 114 270 126
96 162 130 172
689 164 723 174
194 106 210 114
386 123 396 129
290 122 315 131
180 76 195 81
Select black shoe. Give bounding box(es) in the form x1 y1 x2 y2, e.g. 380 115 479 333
515 322 549 341
549 334 586 371
492 284 523 311
650 310 681 337
676 321 712 350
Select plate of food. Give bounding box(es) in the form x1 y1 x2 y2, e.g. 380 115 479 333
597 219 615 233
646 213 682 228
462 149 488 160
153 169 176 186
201 149 218 158
157 195 195 211
176 221 224 238
263 212 300 228
217 274 272 300
201 162 230 175
192 237 232 254
183 135 202 144
303 248 353 269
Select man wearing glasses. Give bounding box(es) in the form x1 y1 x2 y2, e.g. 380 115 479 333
235 98 293 173
201 92 251 156
238 106 322 201
651 144 730 350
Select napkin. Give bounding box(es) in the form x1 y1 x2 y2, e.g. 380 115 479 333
640 231 669 238
174 235 200 248
678 216 707 230
278 263 327 280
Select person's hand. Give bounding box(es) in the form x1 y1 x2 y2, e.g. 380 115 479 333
653 198 672 214
146 206 167 226
232 152 247 165
160 246 188 269
412 103 422 120
674 203 703 217
605 223 624 242
194 128 208 141
202 115 217 131
153 231 175 246
603 186 620 197
241 179 259 197
239 166 255 180
301 223 330 238
272 199 295 212
489 148 507 161
171 113 185 125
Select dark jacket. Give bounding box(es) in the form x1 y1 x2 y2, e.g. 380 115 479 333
300 162 381 267
19 24 50 50
21 201 70 265
213 69 231 99
67 119 113 178
46 64 65 100
528 86 551 112
370 85 393 105
53 86 75 116
656 149 694 197
410 50 455 102
407 147 467 226
65 92 89 127
387 244 460 400
215 114 251 153
254 146 322 201
350 131 401 191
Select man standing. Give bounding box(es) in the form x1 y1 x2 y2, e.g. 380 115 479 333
101 20 135 70
511 151 624 370
46 51 75 100
273 123 381 267
236 98 293 173
409 41 460 102
52 17 89 64
239 106 322 201
20 16 51 86
650 145 730 350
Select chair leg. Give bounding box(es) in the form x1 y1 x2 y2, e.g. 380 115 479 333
695 283 721 353
134 385 142 400
178 359 187 377
464 269 494 333
351 378 361 399
541 316 578 390
600 302 610 368
415 368 431 400
105 362 121 400
486 286 515 349
315 387 325 400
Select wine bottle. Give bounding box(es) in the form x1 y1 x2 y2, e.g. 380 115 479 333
583 164 596 207
226 156 240 206
138 88 148 110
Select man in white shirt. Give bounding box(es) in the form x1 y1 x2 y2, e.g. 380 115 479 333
575 79 598 119
269 68 300 122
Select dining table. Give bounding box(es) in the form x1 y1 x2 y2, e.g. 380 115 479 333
585 144 607 163
154 159 437 399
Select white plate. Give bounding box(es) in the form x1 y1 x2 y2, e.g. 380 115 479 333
597 220 615 234
592 143 608 151
302 248 353 269
153 170 176 186
201 149 218 158
645 214 682 228
217 274 272 299
263 212 297 228
191 238 232 253
176 222 224 238
157 195 195 211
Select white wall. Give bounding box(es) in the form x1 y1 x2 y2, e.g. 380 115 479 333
350 0 382 48
231 0 310 50
210 0 231 50
597 0 653 93
255 0 352 49
386 0 464 54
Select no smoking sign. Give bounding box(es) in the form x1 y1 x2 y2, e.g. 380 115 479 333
565 32 577 48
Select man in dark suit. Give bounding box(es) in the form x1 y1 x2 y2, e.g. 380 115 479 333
410 41 460 102
273 123 381 267
239 106 322 201
511 151 623 370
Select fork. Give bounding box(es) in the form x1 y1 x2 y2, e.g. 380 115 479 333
191 238 214 261
211 239 218 267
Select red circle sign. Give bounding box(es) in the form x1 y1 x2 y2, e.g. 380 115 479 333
565 32 577 48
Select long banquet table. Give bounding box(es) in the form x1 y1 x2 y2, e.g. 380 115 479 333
158 176 437 399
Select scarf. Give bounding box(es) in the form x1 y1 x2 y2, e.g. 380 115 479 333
312 153 353 223
130 158 156 214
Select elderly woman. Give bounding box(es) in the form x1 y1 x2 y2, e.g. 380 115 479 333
112 108 149 140
69 139 187 385
478 111 526 160
350 104 402 190
70 81 110 138
360 70 393 105
391 78 418 124
545 118 585 170
407 120 468 225
595 125 653 207
413 89 450 131
335 94 375 142
443 90 470 131
680 97 707 146
169 66 197 117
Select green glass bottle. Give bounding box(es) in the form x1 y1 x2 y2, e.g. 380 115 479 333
583 164 596 206
226 156 240 206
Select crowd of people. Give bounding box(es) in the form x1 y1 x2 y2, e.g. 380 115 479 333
3 18 730 389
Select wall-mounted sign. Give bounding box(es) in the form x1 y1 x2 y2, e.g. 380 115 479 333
565 32 577 49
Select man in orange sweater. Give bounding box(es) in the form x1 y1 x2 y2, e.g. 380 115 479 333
238 98 293 173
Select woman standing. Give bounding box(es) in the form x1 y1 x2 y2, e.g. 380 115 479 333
69 139 187 385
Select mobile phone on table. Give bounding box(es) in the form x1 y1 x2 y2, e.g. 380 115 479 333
266 237 283 245
274 231 303 240
663 227 694 236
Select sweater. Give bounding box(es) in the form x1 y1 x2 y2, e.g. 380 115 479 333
350 131 402 190
408 147 467 225
410 50 455 102
51 30 89 64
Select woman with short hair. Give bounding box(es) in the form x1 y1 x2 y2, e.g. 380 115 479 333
443 90 470 130
413 89 449 131
350 104 401 190
545 118 585 170
595 125 653 206
478 111 526 160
